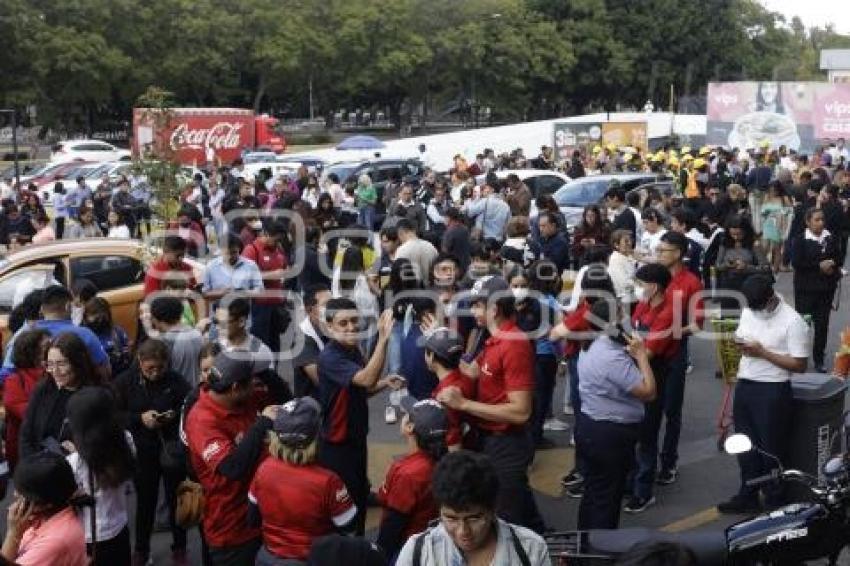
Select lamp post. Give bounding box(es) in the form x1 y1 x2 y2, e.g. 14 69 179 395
0 109 20 189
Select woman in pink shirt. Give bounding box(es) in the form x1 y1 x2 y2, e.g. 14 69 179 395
1 451 88 566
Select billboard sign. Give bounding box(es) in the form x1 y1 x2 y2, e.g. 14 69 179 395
553 122 602 160
707 81 850 153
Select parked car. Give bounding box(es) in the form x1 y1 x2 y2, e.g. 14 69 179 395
553 173 673 229
0 238 204 344
475 169 571 217
50 139 131 164
27 161 95 190
1 162 49 184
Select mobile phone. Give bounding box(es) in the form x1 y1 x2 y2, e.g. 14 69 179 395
614 323 630 345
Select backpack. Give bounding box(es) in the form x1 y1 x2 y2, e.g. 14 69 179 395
411 523 531 566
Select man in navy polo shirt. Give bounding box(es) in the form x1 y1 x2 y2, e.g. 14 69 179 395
317 298 404 535
2 285 110 382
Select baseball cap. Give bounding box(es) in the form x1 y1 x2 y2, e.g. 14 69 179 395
207 351 254 392
399 397 448 440
273 397 321 446
470 275 509 302
741 273 776 311
693 158 707 169
423 327 464 366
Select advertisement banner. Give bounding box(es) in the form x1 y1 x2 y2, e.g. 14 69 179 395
707 82 850 153
553 122 602 161
813 84 850 138
602 122 648 154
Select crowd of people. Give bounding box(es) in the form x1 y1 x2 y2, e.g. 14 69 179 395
0 136 846 566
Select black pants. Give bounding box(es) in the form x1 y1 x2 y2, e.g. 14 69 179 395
88 525 131 566
795 289 833 367
319 440 368 535
208 538 261 566
733 379 792 506
576 412 639 530
479 429 546 534
133 456 187 557
632 357 672 500
55 216 65 239
531 354 558 444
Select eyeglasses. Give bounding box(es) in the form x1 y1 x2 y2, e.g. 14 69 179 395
656 247 677 254
333 317 360 328
441 512 490 530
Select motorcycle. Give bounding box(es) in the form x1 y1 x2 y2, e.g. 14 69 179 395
546 416 850 565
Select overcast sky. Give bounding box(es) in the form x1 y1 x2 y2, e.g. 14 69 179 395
758 0 850 34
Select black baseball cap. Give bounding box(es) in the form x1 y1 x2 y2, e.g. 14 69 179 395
273 397 321 446
207 351 254 392
741 274 776 310
470 275 510 302
423 327 464 366
400 397 448 440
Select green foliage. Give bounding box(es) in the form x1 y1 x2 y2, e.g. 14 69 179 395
0 0 848 132
134 87 184 220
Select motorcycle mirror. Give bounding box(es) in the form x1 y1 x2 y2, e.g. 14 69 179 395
724 434 753 455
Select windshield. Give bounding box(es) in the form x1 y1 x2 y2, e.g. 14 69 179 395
324 163 361 183
554 179 611 207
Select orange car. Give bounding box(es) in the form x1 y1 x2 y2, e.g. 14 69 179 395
0 238 204 345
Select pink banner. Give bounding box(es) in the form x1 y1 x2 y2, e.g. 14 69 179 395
814 84 850 138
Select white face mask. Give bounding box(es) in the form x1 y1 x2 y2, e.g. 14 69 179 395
634 285 647 302
71 305 84 325
512 288 529 302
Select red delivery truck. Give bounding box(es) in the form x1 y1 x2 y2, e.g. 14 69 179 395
132 107 286 165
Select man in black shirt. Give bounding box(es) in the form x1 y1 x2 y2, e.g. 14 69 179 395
605 186 637 243
441 208 471 271
293 284 332 398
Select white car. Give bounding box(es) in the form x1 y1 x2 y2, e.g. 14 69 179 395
474 169 571 217
50 139 131 164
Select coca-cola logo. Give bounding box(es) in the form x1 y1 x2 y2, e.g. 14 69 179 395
170 121 244 151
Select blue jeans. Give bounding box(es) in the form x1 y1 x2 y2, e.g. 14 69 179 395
632 358 672 499
660 337 688 471
567 355 587 475
358 205 375 230
386 321 404 376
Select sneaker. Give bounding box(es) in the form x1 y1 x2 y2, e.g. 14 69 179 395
814 365 827 374
565 484 584 499
656 467 679 485
624 495 656 514
561 469 584 488
686 363 694 374
717 495 761 514
172 548 189 566
384 405 397 424
544 418 569 432
563 404 574 416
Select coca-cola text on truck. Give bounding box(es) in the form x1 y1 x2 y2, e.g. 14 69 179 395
132 107 286 165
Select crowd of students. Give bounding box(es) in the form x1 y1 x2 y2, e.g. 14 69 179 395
0 139 846 566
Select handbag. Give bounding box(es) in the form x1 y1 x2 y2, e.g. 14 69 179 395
174 479 205 528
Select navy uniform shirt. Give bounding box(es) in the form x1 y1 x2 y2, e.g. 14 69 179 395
318 340 368 445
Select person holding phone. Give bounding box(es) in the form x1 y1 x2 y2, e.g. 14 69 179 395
573 299 656 530
112 339 190 566
1 452 88 565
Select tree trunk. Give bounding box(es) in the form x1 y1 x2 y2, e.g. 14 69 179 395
253 75 268 114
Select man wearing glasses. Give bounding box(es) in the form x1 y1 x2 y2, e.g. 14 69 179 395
397 451 550 566
317 298 404 535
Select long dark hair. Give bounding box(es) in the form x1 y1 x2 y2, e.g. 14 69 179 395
721 214 756 249
579 204 603 231
66 387 135 488
50 332 101 387
339 245 364 292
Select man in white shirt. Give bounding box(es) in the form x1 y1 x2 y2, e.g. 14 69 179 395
394 218 438 284
718 274 808 514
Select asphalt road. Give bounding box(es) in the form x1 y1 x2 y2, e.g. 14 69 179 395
1 270 848 565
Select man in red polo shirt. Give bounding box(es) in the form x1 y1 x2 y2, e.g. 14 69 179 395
184 352 279 565
436 276 545 533
242 220 289 351
654 231 705 486
144 235 197 294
